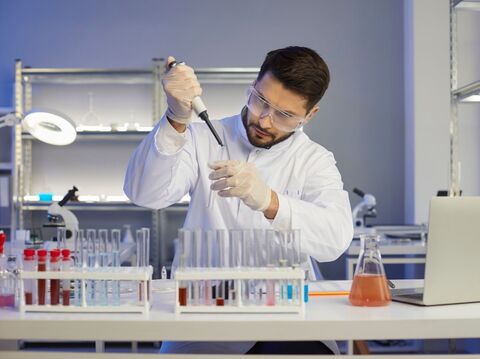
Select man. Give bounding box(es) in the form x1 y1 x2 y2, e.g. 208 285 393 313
124 46 353 355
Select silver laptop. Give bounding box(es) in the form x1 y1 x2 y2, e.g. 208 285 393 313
392 197 480 306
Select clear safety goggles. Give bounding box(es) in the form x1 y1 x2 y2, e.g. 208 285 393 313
246 86 307 132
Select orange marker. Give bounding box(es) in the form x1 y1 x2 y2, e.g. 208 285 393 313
309 291 350 297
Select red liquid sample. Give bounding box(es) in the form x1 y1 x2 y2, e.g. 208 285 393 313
349 274 391 307
216 298 224 306
25 292 33 305
0 294 15 307
63 290 70 306
179 287 187 306
38 263 46 305
50 279 60 305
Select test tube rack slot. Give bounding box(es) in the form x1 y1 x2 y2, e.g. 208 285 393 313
174 268 305 314
18 266 153 313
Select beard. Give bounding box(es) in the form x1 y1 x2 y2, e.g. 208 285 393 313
241 107 294 149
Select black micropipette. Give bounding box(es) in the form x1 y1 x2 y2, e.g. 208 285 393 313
168 61 224 147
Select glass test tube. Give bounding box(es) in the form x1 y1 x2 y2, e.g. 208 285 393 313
98 229 109 305
253 229 266 305
191 230 203 305
215 230 227 306
203 230 214 306
290 229 302 304
111 229 121 306
242 229 255 305
229 229 242 305
73 230 81 305
86 229 97 305
61 249 71 306
266 230 277 306
37 249 47 305
142 227 151 301
50 249 61 305
57 227 67 249
177 229 188 306
23 249 35 305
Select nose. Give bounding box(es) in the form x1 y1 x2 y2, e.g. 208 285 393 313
258 109 274 129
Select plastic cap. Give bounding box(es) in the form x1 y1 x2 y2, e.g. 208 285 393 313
37 249 47 257
24 248 35 258
50 249 61 258
61 249 71 259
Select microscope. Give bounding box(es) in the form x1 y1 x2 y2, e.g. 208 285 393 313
42 186 79 242
352 187 377 229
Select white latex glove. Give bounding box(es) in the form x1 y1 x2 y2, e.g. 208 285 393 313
208 160 272 212
162 56 202 124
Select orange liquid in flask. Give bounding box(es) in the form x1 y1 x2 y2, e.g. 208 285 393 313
349 274 391 307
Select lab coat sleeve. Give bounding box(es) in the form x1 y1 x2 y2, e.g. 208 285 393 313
123 115 198 209
271 152 353 262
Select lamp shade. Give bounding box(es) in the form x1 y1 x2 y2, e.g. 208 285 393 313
23 110 76 145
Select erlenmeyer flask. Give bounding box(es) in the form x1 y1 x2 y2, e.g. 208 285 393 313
349 234 391 306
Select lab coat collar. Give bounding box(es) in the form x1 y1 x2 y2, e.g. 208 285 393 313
236 108 298 153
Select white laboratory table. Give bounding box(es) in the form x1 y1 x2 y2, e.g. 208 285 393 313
1 280 479 358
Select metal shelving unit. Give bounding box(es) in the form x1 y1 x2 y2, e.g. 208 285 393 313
449 0 480 196
11 59 259 277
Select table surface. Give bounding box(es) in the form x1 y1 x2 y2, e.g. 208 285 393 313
1 280 479 342
347 239 427 255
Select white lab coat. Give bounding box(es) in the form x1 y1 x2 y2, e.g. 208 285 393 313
124 112 353 355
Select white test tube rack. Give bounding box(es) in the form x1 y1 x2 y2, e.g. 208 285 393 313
174 267 305 314
18 266 153 314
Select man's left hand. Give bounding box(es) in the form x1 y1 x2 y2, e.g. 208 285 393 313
208 160 272 212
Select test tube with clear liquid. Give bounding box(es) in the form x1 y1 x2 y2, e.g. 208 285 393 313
136 228 150 303
265 230 277 306
203 230 214 306
290 229 302 305
253 229 266 305
229 229 242 305
86 229 97 306
98 229 109 305
191 230 203 305
111 229 121 306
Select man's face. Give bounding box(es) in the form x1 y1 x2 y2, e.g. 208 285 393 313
243 72 318 148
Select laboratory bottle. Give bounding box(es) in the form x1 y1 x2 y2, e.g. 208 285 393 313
0 233 16 308
50 249 61 305
61 249 71 306
37 249 47 305
23 248 35 305
349 234 391 307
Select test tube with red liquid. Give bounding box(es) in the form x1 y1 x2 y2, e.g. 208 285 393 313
50 249 61 305
23 248 35 305
37 249 47 305
61 249 71 306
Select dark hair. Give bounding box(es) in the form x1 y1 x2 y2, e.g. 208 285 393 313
257 46 330 111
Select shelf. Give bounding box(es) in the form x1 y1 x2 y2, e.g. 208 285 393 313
22 67 259 85
452 80 480 102
22 131 151 142
454 0 480 10
0 162 11 171
22 201 188 212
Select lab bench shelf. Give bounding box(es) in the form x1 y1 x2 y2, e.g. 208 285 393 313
22 131 151 142
21 201 188 211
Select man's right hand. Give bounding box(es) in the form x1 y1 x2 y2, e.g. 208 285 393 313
162 56 202 131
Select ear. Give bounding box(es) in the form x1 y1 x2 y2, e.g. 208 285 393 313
303 106 319 126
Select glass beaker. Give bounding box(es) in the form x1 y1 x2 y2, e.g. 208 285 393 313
349 234 391 307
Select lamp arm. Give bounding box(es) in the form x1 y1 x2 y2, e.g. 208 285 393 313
0 113 20 129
